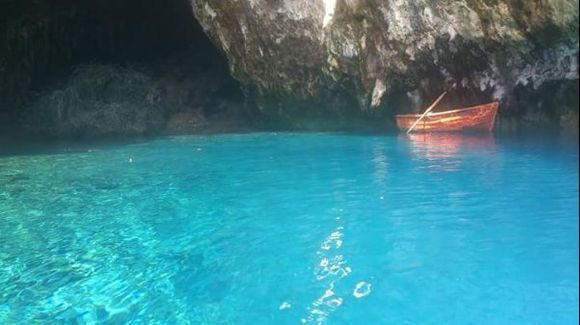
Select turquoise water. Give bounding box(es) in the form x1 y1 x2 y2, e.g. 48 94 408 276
0 132 578 324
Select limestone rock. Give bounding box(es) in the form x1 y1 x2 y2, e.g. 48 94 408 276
191 0 579 126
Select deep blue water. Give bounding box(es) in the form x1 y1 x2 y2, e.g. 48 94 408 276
0 132 578 324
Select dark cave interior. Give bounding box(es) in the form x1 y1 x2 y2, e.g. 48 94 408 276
0 0 245 137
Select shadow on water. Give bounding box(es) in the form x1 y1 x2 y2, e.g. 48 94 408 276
0 127 262 158
0 130 350 159
0 135 161 158
0 128 576 159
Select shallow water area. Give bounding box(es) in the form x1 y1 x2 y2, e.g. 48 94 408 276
0 132 578 323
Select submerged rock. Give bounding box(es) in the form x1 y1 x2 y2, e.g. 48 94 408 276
191 0 579 129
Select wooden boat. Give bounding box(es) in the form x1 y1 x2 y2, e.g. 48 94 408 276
396 102 499 133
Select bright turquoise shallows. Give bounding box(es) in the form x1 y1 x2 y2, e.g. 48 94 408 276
0 133 578 324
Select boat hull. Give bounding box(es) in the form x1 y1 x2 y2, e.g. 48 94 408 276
396 102 499 132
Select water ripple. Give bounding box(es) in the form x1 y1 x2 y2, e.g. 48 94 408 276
0 133 578 323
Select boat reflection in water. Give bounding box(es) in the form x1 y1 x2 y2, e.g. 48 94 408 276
401 133 496 172
405 133 496 158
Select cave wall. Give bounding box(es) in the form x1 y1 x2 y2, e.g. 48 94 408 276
2 0 578 136
191 0 579 131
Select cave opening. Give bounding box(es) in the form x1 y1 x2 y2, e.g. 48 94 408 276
1 0 246 138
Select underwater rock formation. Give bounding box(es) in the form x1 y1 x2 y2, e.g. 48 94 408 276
191 0 579 129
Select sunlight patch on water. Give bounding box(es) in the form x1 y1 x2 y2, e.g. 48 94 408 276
353 281 372 298
303 217 352 324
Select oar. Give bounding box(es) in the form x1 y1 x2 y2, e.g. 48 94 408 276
407 91 447 134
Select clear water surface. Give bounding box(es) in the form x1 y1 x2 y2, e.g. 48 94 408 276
0 132 578 324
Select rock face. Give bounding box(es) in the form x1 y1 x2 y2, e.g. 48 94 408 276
24 59 245 138
191 0 579 129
